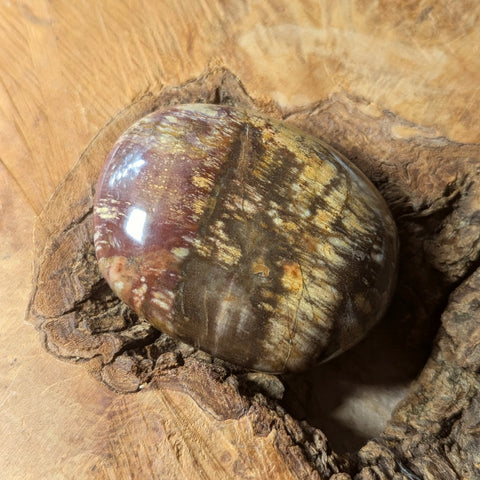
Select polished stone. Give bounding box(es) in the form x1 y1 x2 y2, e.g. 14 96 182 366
93 104 398 373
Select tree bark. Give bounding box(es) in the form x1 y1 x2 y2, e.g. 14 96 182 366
2 1 480 478
28 67 480 479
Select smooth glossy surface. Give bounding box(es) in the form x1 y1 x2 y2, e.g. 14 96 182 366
93 104 398 373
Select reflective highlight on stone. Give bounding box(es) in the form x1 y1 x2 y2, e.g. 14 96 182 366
93 104 398 373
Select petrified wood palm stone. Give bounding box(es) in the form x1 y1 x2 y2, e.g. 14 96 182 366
93 103 398 373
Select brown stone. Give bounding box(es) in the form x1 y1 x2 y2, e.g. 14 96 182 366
93 104 398 373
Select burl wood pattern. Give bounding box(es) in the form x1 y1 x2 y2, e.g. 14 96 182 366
94 104 398 373
26 67 480 479
4 1 480 477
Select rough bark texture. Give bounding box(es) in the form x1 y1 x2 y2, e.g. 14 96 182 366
27 68 480 478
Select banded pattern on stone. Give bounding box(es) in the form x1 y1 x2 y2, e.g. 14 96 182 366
93 104 398 373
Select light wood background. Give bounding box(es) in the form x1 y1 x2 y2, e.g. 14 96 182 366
1 1 479 478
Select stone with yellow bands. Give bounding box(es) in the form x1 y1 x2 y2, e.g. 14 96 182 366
93 104 398 373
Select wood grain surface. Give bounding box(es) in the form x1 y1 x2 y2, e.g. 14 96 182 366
1 1 480 478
